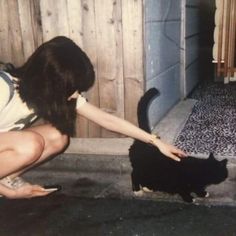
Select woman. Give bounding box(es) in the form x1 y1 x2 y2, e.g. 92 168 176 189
0 36 186 199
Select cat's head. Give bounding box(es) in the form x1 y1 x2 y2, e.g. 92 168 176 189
205 153 228 184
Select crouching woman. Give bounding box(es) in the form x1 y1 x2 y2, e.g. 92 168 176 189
0 36 186 199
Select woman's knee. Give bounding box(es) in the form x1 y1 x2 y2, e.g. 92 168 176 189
15 131 45 165
47 127 69 153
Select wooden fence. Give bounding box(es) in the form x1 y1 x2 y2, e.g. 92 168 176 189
0 0 144 137
214 0 236 80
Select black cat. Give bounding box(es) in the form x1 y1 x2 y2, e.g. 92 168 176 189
129 88 228 203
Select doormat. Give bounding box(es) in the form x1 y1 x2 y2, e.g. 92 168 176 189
174 82 236 157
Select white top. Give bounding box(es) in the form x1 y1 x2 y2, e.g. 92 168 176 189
76 94 87 109
0 72 87 132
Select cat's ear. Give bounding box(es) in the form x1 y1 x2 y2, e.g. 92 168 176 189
209 152 215 160
220 159 228 165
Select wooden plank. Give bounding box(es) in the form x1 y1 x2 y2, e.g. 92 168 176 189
122 0 144 125
18 0 42 60
224 0 231 77
67 0 101 138
7 0 25 66
229 0 236 76
40 0 69 41
67 0 83 46
30 0 43 48
217 0 224 76
94 0 124 137
81 0 101 137
0 0 11 63
66 0 88 137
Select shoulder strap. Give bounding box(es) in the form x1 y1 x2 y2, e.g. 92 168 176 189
0 71 14 104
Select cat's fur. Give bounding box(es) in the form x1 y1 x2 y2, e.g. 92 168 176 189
129 88 228 203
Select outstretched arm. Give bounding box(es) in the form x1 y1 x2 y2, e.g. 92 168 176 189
76 102 186 161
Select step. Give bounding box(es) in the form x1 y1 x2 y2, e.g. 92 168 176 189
24 153 236 206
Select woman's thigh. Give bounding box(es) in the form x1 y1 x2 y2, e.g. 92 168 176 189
0 130 44 152
0 124 68 156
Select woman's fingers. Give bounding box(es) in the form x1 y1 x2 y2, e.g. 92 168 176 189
169 154 181 162
172 148 188 158
156 140 187 161
12 184 55 199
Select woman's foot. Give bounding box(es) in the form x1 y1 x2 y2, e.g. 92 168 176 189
0 176 29 189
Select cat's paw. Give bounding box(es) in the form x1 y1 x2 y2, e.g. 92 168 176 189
192 199 200 205
195 190 210 198
142 186 153 193
133 189 144 197
180 194 194 203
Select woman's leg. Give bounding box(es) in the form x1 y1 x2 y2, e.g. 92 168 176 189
0 130 45 178
9 124 69 178
0 124 68 198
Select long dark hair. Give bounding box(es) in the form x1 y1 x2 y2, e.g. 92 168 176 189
8 36 95 136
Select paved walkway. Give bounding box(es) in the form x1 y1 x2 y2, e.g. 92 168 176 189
0 194 236 236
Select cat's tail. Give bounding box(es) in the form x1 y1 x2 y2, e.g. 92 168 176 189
137 88 160 132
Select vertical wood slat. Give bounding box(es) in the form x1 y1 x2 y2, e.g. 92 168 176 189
229 0 236 77
66 0 83 46
7 0 24 66
216 0 236 78
122 0 144 126
66 0 89 137
224 0 231 77
227 0 233 77
217 0 224 76
81 0 101 137
0 0 11 63
18 0 42 61
94 0 124 137
40 0 69 41
30 0 44 50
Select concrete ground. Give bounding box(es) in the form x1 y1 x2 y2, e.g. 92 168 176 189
1 99 236 235
1 195 236 236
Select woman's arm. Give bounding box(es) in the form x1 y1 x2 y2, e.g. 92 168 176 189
77 102 186 161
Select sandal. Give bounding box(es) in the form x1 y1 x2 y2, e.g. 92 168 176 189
0 176 30 197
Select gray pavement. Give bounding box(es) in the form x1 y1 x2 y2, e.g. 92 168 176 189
0 151 230 236
0 194 236 236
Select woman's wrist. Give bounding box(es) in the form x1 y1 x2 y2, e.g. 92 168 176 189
148 134 161 147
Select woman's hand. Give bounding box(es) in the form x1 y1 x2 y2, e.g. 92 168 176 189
7 184 55 199
152 138 187 162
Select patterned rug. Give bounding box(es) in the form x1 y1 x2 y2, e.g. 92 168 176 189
174 81 236 157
